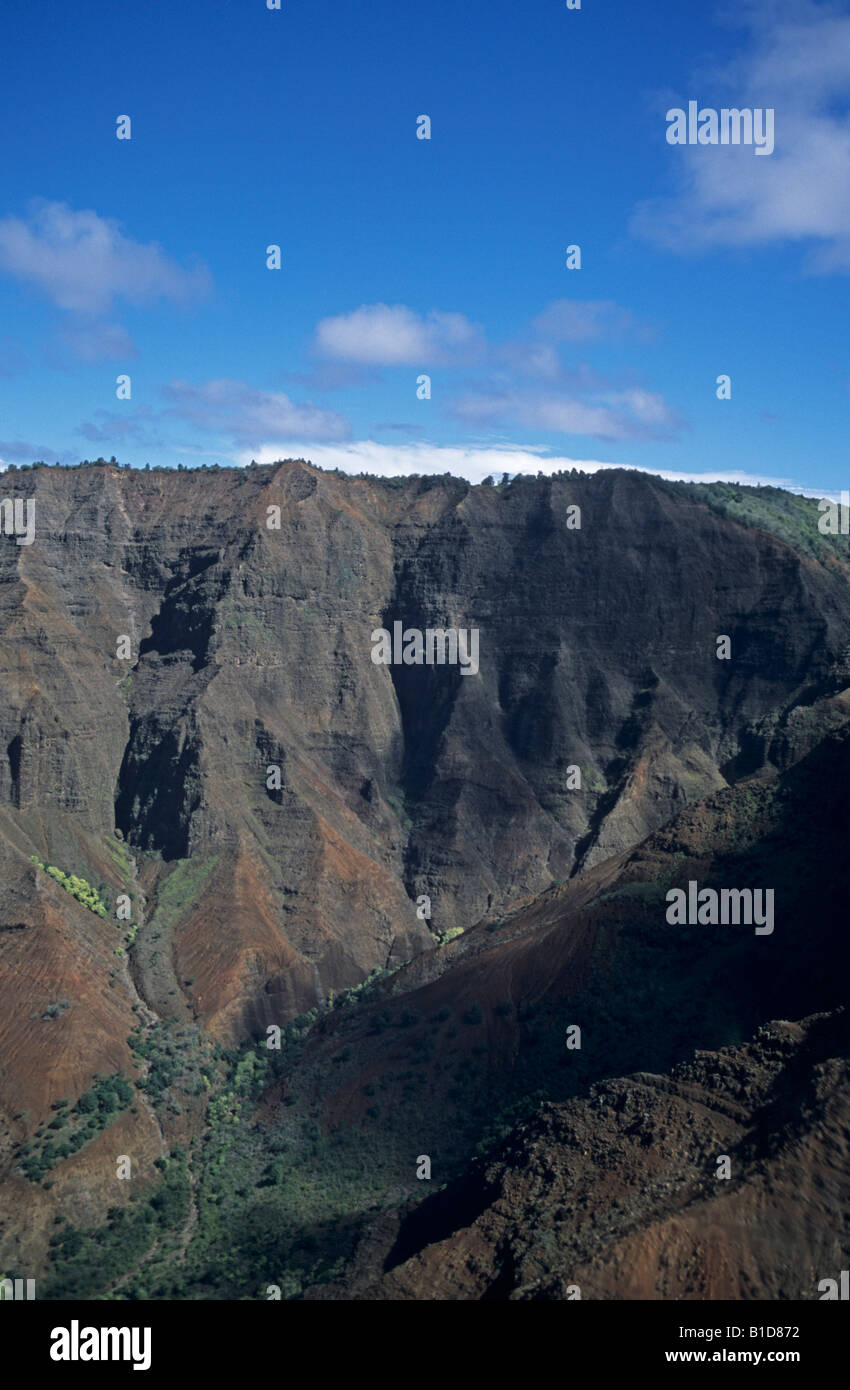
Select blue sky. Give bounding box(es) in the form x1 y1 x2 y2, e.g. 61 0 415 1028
0 0 848 490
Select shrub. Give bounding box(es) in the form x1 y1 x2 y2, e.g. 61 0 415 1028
35 863 108 916
42 1000 71 1020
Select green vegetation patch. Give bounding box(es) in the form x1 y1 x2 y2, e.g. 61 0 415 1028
16 1073 134 1184
129 1019 221 1112
30 858 108 917
149 855 220 934
39 1150 190 1300
663 479 850 572
103 835 135 883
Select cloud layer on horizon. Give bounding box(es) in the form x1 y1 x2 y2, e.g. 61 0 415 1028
1 432 837 503
234 437 825 494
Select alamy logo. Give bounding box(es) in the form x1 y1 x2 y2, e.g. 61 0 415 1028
665 881 774 936
0 1277 35 1300
0 498 35 546
371 621 479 676
50 1320 152 1372
818 493 850 534
666 102 774 156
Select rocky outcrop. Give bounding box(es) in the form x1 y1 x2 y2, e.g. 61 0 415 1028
333 1009 850 1300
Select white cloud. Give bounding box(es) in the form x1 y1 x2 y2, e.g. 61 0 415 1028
632 0 850 268
0 200 211 313
314 299 648 369
494 340 564 381
312 300 671 439
238 439 608 482
450 385 680 441
0 434 832 499
162 378 350 444
233 438 818 490
314 303 485 365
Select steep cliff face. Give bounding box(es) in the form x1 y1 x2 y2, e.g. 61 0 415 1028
1 461 849 1291
1 462 848 1038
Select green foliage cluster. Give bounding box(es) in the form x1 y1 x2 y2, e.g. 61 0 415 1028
30 857 108 916
42 999 71 1020
332 966 388 1010
2 458 232 474
17 1074 134 1184
291 1007 321 1031
38 1027 450 1299
163 1053 401 1300
103 835 134 880
150 855 220 934
660 479 850 570
39 1150 189 1300
129 1019 219 1112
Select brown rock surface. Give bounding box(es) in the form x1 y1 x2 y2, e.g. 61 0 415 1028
337 1010 849 1300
